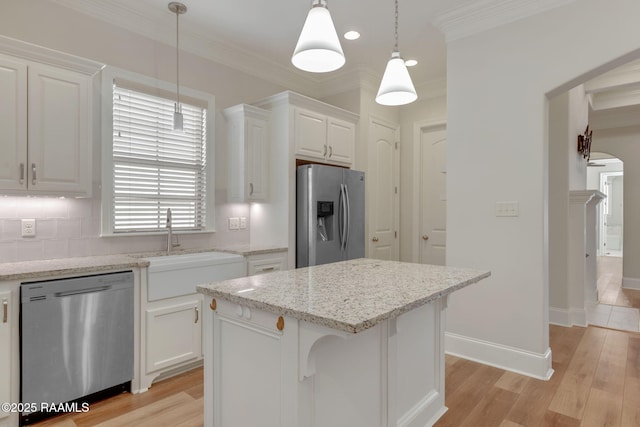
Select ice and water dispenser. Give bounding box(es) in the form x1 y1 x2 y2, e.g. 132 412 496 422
317 201 334 241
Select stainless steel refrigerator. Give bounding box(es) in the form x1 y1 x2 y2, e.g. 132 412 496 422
296 164 365 267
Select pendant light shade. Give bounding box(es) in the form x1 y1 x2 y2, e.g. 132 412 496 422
376 51 417 106
376 0 417 106
292 0 345 73
169 1 186 131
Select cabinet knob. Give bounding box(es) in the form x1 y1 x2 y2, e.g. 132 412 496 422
210 298 217 311
276 316 285 331
422 235 429 241
372 236 379 242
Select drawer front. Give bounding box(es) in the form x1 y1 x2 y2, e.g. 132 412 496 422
248 257 283 276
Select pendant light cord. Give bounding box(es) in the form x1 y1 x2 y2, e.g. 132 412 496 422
176 8 180 106
394 0 399 52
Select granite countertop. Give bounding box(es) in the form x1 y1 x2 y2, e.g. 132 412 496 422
0 255 148 282
0 245 288 281
197 258 490 334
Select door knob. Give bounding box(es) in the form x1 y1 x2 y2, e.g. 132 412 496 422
372 236 379 242
422 235 429 241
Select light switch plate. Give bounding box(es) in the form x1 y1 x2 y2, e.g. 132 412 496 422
22 219 36 237
229 217 240 230
495 201 519 217
239 217 247 229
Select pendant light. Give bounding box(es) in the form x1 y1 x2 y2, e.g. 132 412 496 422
169 2 187 131
292 0 345 73
375 0 417 106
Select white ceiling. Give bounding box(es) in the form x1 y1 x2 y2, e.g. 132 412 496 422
49 0 576 96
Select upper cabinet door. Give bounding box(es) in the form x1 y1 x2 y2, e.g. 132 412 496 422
294 108 327 160
326 117 355 165
246 116 269 201
0 55 27 191
27 63 91 195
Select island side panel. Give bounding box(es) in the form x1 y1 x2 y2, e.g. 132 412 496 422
205 298 299 427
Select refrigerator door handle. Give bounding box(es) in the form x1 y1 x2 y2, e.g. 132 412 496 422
339 184 347 251
344 185 351 250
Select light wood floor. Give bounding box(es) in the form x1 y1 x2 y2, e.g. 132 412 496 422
598 256 640 309
32 325 640 427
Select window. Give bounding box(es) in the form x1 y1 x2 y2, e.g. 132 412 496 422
101 71 214 235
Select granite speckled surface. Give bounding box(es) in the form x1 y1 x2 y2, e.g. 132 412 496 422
198 258 490 334
0 245 286 281
0 255 148 281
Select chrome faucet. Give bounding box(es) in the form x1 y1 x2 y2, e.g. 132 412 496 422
166 208 175 254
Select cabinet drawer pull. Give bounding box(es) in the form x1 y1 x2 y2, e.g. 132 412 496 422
2 298 7 323
249 182 254 196
323 144 327 157
19 163 25 185
32 163 37 185
194 306 199 323
329 145 333 158
261 266 275 272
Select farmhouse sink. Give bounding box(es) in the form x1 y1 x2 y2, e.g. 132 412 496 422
146 251 245 301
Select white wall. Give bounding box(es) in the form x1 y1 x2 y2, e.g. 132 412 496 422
0 1 290 262
445 0 640 378
592 127 640 281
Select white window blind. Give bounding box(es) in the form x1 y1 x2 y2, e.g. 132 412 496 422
112 83 208 233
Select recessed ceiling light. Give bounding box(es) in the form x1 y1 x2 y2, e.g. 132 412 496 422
405 59 418 67
344 31 360 41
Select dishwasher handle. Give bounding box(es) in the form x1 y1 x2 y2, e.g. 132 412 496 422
55 286 112 298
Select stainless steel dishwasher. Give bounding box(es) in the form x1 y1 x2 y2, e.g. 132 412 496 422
20 271 134 424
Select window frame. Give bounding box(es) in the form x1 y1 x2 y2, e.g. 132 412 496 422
100 66 215 236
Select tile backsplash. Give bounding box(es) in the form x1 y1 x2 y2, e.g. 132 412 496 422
0 187 250 263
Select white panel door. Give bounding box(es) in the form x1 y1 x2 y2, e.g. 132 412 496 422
0 55 27 191
419 125 447 265
246 115 269 201
27 62 90 194
368 118 399 260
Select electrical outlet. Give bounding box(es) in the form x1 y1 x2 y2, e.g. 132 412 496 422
229 217 240 230
495 201 519 217
21 219 36 237
239 217 247 229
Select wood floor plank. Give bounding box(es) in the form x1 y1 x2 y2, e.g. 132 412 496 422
494 371 529 394
591 329 628 394
627 335 640 379
459 387 519 427
434 364 505 426
581 388 623 427
504 371 563 427
541 410 581 427
499 421 525 427
442 357 481 396
549 325 586 365
92 392 195 427
621 376 640 427
547 327 607 419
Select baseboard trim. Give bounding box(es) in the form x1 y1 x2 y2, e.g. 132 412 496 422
549 306 587 327
623 277 640 290
445 332 554 380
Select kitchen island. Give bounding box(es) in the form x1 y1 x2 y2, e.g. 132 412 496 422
197 258 490 427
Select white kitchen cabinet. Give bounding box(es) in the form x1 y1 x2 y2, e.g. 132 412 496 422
224 104 271 202
0 290 11 424
0 42 101 197
246 250 288 276
145 296 203 374
294 107 355 166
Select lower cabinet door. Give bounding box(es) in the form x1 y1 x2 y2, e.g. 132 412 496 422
145 297 202 373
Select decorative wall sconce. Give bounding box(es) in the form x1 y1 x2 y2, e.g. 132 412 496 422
577 125 592 161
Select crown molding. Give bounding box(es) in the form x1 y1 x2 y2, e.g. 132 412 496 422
0 35 104 75
434 0 576 42
50 0 323 95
